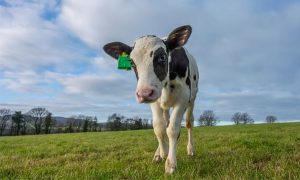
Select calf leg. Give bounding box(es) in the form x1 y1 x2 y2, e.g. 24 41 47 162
163 109 170 128
186 103 195 156
165 105 186 174
150 102 168 163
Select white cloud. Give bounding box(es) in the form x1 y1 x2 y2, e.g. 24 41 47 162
1 0 300 121
50 72 135 97
0 0 88 72
59 0 195 48
0 70 47 92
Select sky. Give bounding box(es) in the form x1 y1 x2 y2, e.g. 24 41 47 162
0 0 300 123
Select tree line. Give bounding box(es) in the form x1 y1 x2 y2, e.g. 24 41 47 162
0 107 56 136
0 107 279 136
106 113 151 131
198 110 278 126
0 107 151 136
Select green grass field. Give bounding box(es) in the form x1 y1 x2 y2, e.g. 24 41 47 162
0 123 299 179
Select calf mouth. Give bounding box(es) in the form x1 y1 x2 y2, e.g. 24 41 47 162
140 99 157 104
137 96 159 104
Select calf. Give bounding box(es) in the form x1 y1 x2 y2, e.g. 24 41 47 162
103 25 199 174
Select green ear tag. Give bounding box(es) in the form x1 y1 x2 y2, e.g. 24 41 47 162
117 52 132 70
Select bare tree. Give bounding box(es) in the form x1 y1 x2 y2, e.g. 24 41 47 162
241 112 254 124
11 111 24 135
27 107 49 134
82 119 89 132
266 115 277 123
92 116 98 132
198 110 218 126
44 113 55 134
70 114 94 132
107 113 125 131
65 118 75 133
0 109 11 135
232 112 242 125
21 115 31 135
143 119 149 129
232 112 254 125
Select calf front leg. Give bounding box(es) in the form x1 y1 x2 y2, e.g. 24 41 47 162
165 105 186 174
151 102 168 163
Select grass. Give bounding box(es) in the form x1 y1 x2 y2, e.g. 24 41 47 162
0 123 299 179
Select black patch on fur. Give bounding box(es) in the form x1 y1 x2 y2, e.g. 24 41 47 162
153 47 168 81
186 68 191 102
169 72 177 80
164 82 168 87
150 51 153 58
170 84 175 92
193 75 196 81
162 40 170 54
131 59 139 80
169 47 189 80
186 77 191 88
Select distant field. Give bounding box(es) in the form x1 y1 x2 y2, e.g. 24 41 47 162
0 123 299 179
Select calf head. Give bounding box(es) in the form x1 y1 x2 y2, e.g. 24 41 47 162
103 25 192 103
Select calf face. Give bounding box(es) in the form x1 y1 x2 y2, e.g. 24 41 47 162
103 25 192 103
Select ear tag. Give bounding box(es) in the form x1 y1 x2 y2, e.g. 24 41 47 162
117 52 132 70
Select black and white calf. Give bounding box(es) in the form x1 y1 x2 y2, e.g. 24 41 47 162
103 25 199 174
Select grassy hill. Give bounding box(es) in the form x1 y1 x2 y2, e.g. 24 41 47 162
0 123 299 179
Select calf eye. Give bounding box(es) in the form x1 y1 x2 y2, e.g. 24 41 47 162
159 55 167 62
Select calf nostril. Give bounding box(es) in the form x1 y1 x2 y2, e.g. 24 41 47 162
137 89 155 99
149 90 154 97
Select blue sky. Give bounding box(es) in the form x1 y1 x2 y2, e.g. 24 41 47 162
0 0 300 123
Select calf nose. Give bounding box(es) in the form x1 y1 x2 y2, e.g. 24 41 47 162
136 88 155 103
137 88 153 98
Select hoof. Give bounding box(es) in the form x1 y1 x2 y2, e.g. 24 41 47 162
152 155 163 163
187 144 195 156
165 158 176 174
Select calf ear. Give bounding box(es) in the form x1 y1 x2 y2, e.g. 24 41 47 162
165 25 192 50
103 42 132 59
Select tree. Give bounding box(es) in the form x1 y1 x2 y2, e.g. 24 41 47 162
232 112 242 125
133 117 143 130
82 119 89 132
232 112 254 125
143 119 149 129
27 107 49 134
240 112 254 124
0 109 11 135
107 113 124 131
92 116 98 132
21 115 30 135
198 110 218 126
44 113 55 134
72 117 82 132
11 111 24 135
65 119 74 133
266 115 277 123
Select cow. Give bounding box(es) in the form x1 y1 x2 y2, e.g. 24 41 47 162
103 25 199 174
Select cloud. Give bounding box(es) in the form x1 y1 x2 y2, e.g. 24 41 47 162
1 0 300 122
0 0 89 72
46 71 136 98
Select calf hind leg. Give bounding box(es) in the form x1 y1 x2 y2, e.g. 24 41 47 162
186 103 195 156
